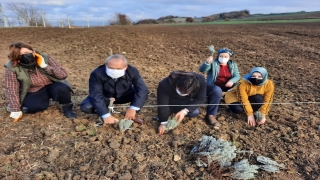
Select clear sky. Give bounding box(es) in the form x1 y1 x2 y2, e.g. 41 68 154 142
1 0 319 26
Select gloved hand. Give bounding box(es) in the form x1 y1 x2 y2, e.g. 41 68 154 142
10 111 23 122
35 54 48 68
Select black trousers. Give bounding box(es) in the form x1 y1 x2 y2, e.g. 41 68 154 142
23 82 72 113
80 92 135 114
228 94 263 114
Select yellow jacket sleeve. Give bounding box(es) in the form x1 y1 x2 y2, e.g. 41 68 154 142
236 81 254 116
260 80 275 115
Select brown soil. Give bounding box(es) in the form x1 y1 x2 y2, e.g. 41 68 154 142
0 23 320 180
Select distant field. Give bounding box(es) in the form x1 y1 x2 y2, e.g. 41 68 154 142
240 11 320 20
172 11 320 24
169 18 320 26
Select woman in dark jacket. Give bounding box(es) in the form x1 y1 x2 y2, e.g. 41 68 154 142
157 70 222 134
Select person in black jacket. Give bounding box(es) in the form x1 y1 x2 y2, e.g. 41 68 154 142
80 54 148 124
157 71 222 135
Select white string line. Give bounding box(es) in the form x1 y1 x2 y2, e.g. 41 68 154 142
113 101 320 108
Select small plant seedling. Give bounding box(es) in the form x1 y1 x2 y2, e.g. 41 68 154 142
75 124 87 132
88 128 97 136
119 119 134 132
289 132 294 137
232 141 239 147
165 117 179 131
208 45 215 56
254 111 265 122
5 164 13 172
36 173 45 179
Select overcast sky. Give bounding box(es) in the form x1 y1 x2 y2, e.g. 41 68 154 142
1 0 319 25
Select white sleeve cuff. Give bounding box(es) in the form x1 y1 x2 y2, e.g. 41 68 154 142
101 113 111 119
40 64 48 68
161 121 168 125
130 106 140 111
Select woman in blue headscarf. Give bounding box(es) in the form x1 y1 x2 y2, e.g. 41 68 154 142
199 47 241 128
224 67 275 126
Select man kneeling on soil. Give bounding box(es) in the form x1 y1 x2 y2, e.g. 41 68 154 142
157 70 222 135
80 54 148 124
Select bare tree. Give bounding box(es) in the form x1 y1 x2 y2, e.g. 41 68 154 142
109 13 132 25
58 19 74 28
6 3 47 26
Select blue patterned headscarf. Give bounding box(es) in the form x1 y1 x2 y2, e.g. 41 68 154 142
243 67 268 86
218 48 233 56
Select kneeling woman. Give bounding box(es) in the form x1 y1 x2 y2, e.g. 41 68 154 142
157 70 222 134
224 67 274 126
5 42 76 122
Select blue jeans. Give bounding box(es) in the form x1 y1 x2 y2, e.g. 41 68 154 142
207 84 222 116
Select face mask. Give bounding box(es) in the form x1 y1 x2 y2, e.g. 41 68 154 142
176 89 188 96
106 67 125 79
249 77 263 85
218 57 229 64
19 53 36 69
20 53 35 64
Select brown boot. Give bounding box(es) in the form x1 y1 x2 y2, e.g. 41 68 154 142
133 116 144 124
206 115 221 130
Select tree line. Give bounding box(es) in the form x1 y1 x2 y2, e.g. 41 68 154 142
202 10 250 22
1 3 250 27
135 10 250 24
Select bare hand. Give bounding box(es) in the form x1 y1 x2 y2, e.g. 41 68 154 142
225 81 234 87
158 124 166 135
125 108 136 120
258 118 266 125
206 56 214 64
247 115 256 126
175 111 186 123
103 115 118 124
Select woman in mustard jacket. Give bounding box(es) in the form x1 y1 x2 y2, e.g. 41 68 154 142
224 67 274 126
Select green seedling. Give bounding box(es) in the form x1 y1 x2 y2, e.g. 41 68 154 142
208 45 215 56
119 119 134 132
165 117 179 131
5 164 13 172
